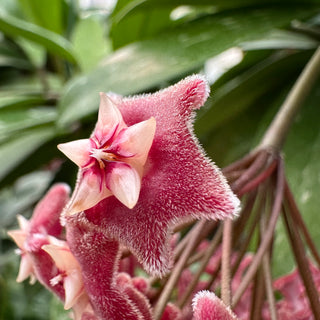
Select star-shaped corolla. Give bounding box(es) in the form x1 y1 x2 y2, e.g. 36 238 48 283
7 183 70 283
72 75 240 277
58 93 156 214
7 215 36 283
42 241 85 310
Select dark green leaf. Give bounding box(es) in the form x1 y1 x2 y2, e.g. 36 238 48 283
0 170 54 228
111 0 320 48
0 108 57 141
0 126 56 182
273 81 320 276
58 6 318 127
241 30 319 51
0 95 46 110
195 50 313 136
0 9 78 64
18 0 64 34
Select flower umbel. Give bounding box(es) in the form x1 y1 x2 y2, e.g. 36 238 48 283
58 93 156 214
63 75 240 278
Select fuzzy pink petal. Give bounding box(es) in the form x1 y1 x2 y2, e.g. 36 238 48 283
65 170 112 216
192 291 238 320
106 163 141 209
58 139 91 168
161 303 183 320
30 183 70 236
95 93 126 142
110 117 156 166
66 220 144 320
84 75 240 276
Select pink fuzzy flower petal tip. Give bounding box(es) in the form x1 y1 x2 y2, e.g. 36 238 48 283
60 75 240 276
192 291 238 320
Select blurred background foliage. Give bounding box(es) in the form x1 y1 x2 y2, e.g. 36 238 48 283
0 0 319 319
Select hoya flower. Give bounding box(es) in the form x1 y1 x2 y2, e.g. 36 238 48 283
63 75 240 276
7 215 36 283
192 291 238 320
58 93 156 214
42 241 85 311
66 219 153 320
7 183 70 288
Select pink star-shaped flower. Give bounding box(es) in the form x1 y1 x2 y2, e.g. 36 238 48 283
58 93 156 213
42 241 86 311
7 215 36 283
63 75 240 276
7 183 70 285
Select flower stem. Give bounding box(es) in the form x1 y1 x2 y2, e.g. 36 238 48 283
221 219 233 306
232 159 284 307
259 46 320 151
283 204 320 319
178 226 222 308
153 220 206 320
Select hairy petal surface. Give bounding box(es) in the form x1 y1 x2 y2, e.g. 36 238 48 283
192 291 238 320
66 216 148 320
83 75 240 276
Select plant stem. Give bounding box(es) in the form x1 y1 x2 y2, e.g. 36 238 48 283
283 204 320 319
153 220 206 320
232 159 284 307
259 46 320 151
221 219 233 306
178 226 222 308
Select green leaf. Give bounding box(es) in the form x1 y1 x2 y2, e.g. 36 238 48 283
111 0 320 48
111 0 174 49
71 16 111 72
0 74 63 96
58 5 318 127
18 0 64 34
0 170 54 228
0 95 45 110
0 126 56 182
0 9 78 64
241 30 319 51
0 108 57 142
0 38 34 70
273 81 320 276
195 50 313 136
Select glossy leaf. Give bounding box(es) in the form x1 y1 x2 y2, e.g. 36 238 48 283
273 81 320 276
0 170 54 228
0 9 78 64
71 16 111 72
18 0 64 34
0 108 57 141
0 126 56 182
195 50 312 136
111 0 320 48
58 6 317 127
0 95 46 110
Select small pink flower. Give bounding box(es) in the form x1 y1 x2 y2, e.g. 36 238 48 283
63 75 240 277
7 183 70 289
58 93 156 213
192 291 238 320
42 241 86 311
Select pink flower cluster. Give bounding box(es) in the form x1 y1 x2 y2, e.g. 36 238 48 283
7 75 244 319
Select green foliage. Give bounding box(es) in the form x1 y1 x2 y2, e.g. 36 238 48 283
0 0 320 318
